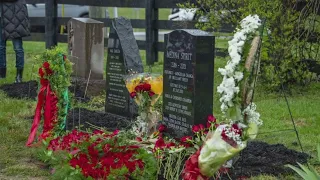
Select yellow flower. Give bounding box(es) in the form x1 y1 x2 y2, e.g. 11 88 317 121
125 78 140 93
150 76 163 95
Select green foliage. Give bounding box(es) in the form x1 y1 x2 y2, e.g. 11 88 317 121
286 144 320 180
35 46 73 136
132 148 158 180
181 0 319 90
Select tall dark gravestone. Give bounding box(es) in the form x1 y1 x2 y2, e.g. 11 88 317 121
105 17 143 117
163 30 215 137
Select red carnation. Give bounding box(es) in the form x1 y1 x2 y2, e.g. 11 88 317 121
149 91 155 97
130 92 137 98
192 125 200 133
43 61 50 69
158 124 166 132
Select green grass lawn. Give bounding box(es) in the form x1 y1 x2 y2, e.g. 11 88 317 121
0 41 319 179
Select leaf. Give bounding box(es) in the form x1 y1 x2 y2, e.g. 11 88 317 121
308 166 320 179
47 150 53 156
285 164 309 179
296 163 318 179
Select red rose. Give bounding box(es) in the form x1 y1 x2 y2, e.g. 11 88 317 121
206 122 211 128
142 83 151 91
43 61 50 69
192 125 200 133
158 124 166 132
93 130 104 134
130 92 137 98
155 137 166 149
112 129 120 136
207 114 216 123
63 55 67 61
38 68 45 77
135 84 143 92
148 91 155 97
166 142 176 148
181 136 192 143
199 124 205 131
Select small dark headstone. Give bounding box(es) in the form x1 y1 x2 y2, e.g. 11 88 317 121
105 17 143 117
163 29 215 137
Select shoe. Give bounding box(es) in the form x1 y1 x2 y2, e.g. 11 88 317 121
0 68 6 79
15 68 23 83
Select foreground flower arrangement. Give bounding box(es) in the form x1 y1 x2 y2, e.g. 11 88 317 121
39 129 157 179
28 14 264 180
125 73 163 136
26 47 72 146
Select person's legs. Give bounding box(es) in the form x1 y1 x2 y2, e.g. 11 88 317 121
0 25 7 79
12 38 24 83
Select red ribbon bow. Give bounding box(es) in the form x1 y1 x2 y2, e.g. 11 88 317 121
26 65 58 147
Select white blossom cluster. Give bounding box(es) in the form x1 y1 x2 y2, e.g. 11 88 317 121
220 124 245 147
243 103 263 126
217 15 261 113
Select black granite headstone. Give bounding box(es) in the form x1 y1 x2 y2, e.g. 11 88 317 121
163 29 215 137
105 17 143 117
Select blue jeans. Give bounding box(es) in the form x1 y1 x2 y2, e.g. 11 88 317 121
0 28 25 69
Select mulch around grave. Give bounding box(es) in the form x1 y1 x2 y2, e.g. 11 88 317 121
66 108 132 131
220 141 310 179
0 78 105 101
0 81 38 99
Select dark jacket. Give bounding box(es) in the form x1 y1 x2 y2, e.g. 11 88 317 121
0 0 30 40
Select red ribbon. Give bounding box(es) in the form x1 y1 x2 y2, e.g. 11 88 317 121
26 78 58 147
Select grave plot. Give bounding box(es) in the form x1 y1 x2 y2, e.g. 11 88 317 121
0 14 312 180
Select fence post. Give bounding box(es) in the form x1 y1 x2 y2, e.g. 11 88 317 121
45 0 58 49
145 0 158 65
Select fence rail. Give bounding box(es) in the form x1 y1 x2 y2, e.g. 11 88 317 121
25 0 232 64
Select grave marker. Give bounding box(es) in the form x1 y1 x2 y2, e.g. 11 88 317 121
163 29 215 137
68 18 104 79
105 17 143 116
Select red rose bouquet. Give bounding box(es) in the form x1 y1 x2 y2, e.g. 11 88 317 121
125 73 163 136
